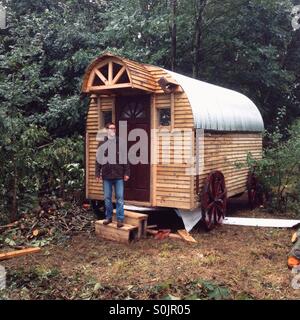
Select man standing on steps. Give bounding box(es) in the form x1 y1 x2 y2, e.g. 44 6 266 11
95 122 130 228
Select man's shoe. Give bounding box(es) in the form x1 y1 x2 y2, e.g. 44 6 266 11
103 218 112 225
117 221 124 228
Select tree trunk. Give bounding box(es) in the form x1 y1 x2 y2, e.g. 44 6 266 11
192 0 207 78
170 0 177 71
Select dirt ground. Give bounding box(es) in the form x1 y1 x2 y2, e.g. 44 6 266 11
1 196 300 300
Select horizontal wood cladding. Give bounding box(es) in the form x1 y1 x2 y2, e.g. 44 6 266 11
100 96 114 110
86 96 114 201
144 65 179 94
86 97 98 133
123 59 157 91
86 132 103 200
193 132 263 208
86 96 115 134
155 92 194 130
86 92 194 209
174 93 193 129
154 99 194 210
154 92 194 208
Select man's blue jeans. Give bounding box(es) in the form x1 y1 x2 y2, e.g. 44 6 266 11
103 179 124 222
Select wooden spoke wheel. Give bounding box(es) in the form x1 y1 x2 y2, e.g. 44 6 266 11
247 172 263 209
201 171 227 231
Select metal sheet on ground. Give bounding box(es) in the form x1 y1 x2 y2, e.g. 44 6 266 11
175 208 202 232
223 217 300 228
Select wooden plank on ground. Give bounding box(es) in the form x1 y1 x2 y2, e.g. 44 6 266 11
146 229 182 240
177 229 197 243
0 247 41 261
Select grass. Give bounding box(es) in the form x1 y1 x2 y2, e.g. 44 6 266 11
1 202 300 300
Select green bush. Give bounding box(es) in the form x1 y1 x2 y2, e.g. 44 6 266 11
0 118 84 222
243 119 300 215
38 135 84 200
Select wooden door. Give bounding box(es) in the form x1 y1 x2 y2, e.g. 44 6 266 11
116 95 151 202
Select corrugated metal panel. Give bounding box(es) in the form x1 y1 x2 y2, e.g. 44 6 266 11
164 69 264 132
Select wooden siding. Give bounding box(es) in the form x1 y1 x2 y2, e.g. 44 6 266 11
144 65 181 94
86 89 197 210
153 92 195 209
123 58 157 92
193 132 263 209
86 96 115 200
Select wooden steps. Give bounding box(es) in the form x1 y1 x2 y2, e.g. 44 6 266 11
113 210 148 239
95 211 149 243
95 220 138 244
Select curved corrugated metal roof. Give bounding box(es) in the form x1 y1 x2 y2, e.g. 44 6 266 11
164 69 264 132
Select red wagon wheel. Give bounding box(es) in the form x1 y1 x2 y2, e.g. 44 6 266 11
247 172 263 209
201 171 227 231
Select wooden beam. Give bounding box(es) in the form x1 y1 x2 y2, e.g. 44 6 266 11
177 229 197 243
90 83 132 91
108 61 113 84
0 247 41 261
146 229 182 240
95 69 108 85
112 65 126 85
87 70 96 90
151 94 157 206
93 60 110 72
0 221 18 229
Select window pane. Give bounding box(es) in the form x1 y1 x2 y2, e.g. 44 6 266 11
102 110 112 126
159 108 171 126
135 103 146 118
120 102 146 119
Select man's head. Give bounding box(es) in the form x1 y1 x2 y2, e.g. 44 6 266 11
106 122 116 139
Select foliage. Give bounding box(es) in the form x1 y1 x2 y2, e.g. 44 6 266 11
242 118 300 214
37 135 84 198
0 109 84 222
0 0 300 219
0 116 49 221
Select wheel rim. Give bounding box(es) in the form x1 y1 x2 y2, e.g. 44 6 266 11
201 171 227 231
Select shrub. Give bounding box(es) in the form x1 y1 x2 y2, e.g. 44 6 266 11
243 119 300 215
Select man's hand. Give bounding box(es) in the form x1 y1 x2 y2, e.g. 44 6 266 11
124 175 130 182
95 177 101 183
